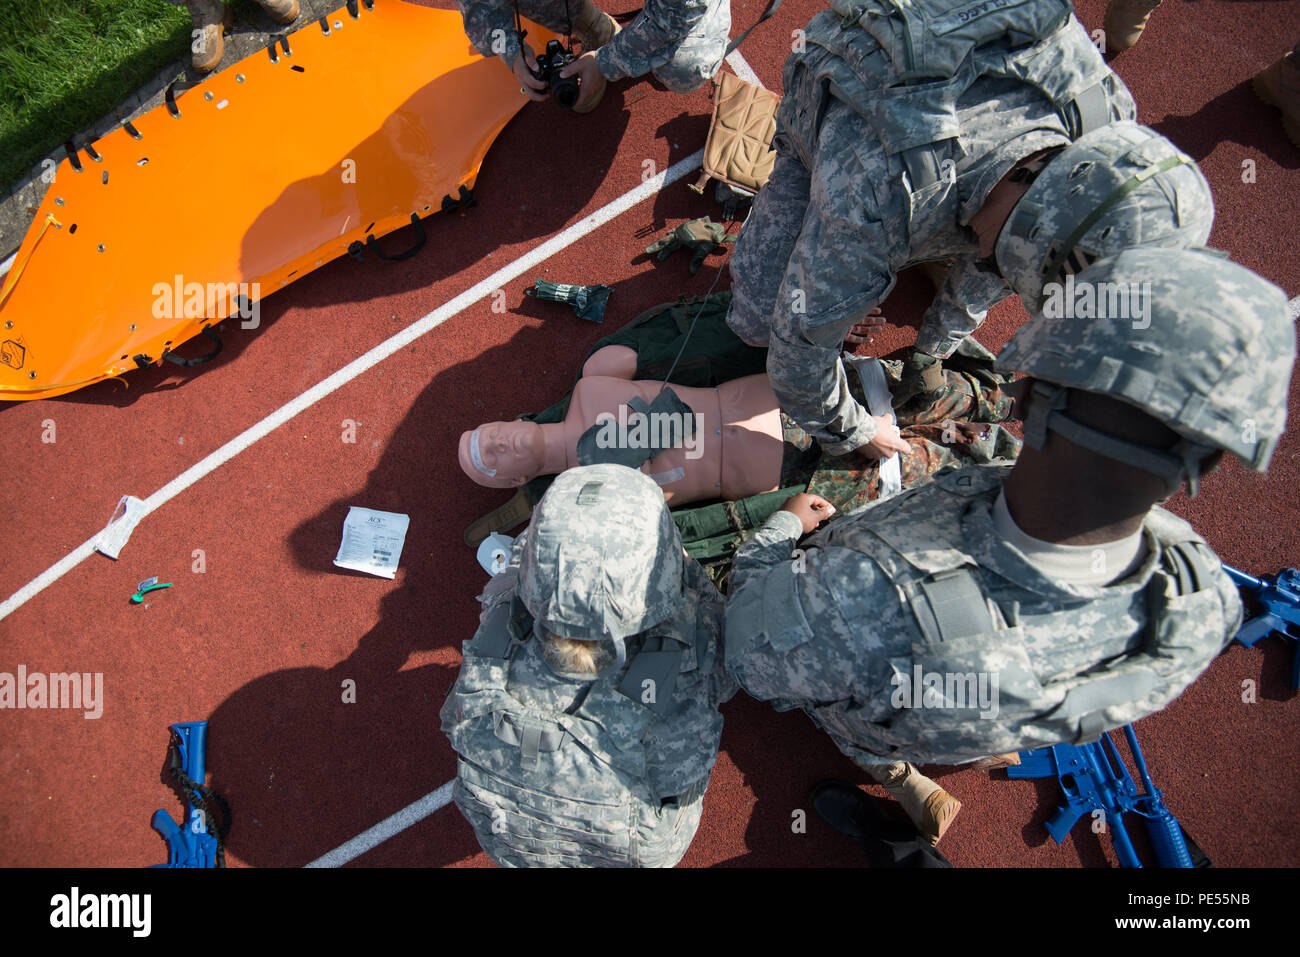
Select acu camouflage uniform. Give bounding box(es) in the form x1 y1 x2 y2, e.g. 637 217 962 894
441 465 736 867
456 0 730 93
725 246 1295 766
787 350 1021 516
677 356 1020 591
724 463 1242 765
727 0 1146 456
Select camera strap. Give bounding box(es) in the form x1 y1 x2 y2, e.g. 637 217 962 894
725 0 783 58
513 0 575 47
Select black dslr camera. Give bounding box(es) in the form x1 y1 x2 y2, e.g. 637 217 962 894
533 39 582 110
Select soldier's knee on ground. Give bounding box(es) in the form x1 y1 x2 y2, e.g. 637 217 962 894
651 59 717 94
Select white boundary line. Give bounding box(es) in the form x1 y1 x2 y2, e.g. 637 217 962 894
724 49 763 88
1289 294 1299 322
0 149 704 622
305 780 456 868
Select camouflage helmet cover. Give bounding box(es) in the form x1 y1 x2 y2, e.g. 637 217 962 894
995 121 1214 311
996 247 1294 480
518 464 685 642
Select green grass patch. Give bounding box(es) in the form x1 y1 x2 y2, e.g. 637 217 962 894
0 0 198 191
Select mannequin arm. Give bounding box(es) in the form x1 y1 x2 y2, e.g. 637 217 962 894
581 345 639 380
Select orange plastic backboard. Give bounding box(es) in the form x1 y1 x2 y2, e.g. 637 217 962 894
0 0 552 399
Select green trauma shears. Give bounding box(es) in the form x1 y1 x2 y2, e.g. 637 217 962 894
131 577 173 604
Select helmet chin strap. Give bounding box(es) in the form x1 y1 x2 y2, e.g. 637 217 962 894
1023 381 1215 498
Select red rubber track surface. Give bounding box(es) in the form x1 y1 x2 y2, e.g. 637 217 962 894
0 0 1297 868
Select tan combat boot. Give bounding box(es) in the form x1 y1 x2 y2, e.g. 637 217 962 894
572 0 620 52
1253 52 1300 149
186 0 233 74
1102 0 1162 54
868 762 962 847
255 0 301 24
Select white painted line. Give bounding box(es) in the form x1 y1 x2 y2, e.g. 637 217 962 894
1289 294 1299 322
0 249 15 280
306 779 456 867
0 149 704 622
725 49 763 88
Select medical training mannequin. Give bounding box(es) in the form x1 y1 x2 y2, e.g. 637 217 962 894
459 345 786 506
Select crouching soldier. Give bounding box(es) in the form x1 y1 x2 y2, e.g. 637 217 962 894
441 464 737 866
724 248 1294 854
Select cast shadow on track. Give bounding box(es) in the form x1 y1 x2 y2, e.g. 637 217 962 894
194 212 986 867
202 622 480 867
197 266 735 867
1152 78 1300 170
199 322 581 867
707 695 886 867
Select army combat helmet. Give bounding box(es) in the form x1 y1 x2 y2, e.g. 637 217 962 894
995 121 1214 313
517 463 685 675
996 247 1294 496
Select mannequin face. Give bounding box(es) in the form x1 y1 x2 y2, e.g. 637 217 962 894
458 420 545 488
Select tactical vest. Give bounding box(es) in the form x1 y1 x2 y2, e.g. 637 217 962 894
800 0 1122 190
441 570 725 867
730 465 1238 764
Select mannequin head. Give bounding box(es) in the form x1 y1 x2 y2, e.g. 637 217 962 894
458 420 546 488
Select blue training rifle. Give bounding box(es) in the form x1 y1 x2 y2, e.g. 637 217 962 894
1008 724 1203 868
1222 563 1300 690
150 720 226 868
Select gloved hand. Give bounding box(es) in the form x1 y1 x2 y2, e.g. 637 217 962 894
645 218 737 274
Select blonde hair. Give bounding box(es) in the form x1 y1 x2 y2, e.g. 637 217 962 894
539 633 614 677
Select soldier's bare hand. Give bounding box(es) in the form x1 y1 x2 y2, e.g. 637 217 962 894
843 308 886 348
560 51 605 110
856 415 911 460
513 45 548 101
780 493 836 534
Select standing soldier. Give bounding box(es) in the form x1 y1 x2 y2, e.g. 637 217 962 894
441 464 736 866
724 248 1294 847
726 0 1213 462
455 0 730 112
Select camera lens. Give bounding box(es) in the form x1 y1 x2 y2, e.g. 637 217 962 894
553 76 581 109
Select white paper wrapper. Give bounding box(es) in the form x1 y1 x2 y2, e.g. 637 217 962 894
94 495 149 559
333 507 410 579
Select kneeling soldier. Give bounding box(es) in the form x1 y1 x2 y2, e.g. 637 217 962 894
441 463 736 866
725 248 1294 849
